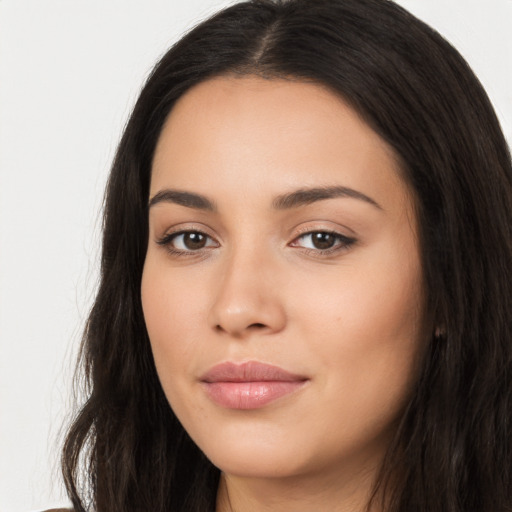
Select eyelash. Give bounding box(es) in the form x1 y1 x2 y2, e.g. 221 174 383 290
290 230 356 255
156 230 218 257
156 229 356 257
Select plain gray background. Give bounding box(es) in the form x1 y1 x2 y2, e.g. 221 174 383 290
0 1 511 510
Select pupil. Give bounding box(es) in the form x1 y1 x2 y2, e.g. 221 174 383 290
184 232 206 250
312 232 335 250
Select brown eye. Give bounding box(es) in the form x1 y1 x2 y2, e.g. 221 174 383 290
311 232 337 250
181 232 207 250
159 230 218 252
291 231 356 253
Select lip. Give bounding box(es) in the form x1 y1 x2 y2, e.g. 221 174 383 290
200 361 309 410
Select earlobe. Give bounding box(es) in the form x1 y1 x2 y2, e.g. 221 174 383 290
434 325 446 339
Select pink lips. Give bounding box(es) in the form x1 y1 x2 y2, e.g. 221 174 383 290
200 361 308 410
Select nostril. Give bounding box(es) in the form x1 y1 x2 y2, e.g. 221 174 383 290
214 322 267 335
248 323 266 329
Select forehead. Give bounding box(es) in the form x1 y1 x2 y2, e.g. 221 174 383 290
151 75 412 215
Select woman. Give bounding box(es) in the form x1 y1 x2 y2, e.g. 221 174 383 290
61 0 512 510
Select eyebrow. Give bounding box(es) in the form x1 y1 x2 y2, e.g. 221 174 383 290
272 186 382 210
148 185 381 212
148 189 217 211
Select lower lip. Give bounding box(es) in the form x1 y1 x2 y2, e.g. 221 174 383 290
202 381 306 409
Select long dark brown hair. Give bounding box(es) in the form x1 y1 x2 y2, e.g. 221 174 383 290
62 0 512 510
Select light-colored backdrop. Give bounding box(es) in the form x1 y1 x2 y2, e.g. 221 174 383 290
0 1 510 510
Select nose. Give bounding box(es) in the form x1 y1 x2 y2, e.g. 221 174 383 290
208 248 287 338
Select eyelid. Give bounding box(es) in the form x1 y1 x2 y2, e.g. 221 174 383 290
156 222 218 240
291 230 355 246
155 224 220 255
154 222 356 257
292 221 356 238
288 225 357 255
166 231 217 248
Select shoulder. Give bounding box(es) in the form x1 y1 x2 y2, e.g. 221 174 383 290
42 509 73 512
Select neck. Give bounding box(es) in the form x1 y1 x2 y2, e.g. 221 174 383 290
215 463 383 512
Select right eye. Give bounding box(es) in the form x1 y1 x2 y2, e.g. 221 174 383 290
157 230 219 253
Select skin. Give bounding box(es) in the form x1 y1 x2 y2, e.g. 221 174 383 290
142 76 426 511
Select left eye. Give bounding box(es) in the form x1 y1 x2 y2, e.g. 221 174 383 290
291 231 354 251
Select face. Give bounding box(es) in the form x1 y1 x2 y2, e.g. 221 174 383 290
142 76 425 483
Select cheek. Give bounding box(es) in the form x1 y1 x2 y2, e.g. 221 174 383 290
295 234 423 345
291 242 424 404
141 262 207 391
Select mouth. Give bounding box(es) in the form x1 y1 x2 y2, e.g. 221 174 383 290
200 361 309 410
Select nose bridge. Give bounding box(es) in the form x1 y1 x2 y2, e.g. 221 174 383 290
208 236 286 337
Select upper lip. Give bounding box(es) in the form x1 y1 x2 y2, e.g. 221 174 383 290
200 361 308 383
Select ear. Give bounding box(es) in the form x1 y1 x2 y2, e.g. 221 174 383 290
434 325 446 339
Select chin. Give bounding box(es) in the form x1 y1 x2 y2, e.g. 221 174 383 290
207 447 309 479
189 423 313 478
